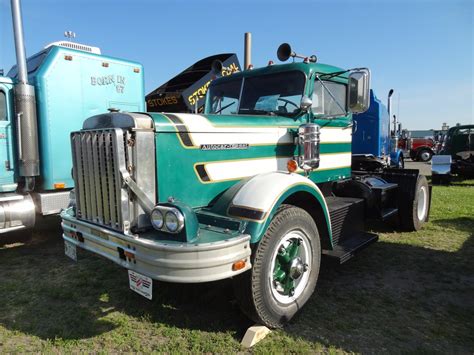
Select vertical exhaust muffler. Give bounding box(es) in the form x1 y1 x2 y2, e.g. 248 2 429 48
11 0 40 190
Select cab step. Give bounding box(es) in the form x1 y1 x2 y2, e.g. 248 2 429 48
322 231 379 264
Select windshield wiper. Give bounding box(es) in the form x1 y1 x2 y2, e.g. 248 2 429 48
214 101 235 114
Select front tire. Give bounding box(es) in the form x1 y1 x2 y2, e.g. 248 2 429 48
418 149 433 162
233 205 321 328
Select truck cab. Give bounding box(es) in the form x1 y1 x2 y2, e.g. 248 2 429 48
0 41 144 234
61 44 431 329
0 76 16 192
352 90 404 171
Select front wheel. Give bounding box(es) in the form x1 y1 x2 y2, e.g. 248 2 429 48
233 205 321 328
396 155 405 169
418 149 433 162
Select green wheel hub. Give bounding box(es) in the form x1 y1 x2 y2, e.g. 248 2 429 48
270 230 310 303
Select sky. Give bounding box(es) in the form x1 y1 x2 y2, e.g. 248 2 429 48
0 0 473 130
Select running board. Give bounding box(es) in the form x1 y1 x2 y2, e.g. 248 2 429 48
322 232 379 264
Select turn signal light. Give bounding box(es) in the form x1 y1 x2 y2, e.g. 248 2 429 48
287 159 298 173
232 260 246 271
133 68 140 73
54 182 66 189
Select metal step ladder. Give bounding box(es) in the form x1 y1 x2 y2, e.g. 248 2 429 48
322 196 378 264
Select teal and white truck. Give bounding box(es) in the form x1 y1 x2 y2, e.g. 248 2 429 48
61 43 431 328
0 0 144 235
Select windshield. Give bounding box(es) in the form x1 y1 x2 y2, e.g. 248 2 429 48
207 71 306 117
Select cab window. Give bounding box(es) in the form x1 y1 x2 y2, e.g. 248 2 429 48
312 80 346 117
0 91 7 121
208 77 241 115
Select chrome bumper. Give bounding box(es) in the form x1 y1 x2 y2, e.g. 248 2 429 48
61 209 252 283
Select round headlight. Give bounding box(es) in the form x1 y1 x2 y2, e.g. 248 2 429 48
150 208 164 230
165 209 184 233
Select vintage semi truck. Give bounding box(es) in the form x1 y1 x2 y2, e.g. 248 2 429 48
0 0 144 235
398 132 436 162
352 89 404 171
61 43 431 328
432 124 474 183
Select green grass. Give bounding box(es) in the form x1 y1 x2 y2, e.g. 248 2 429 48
0 181 473 353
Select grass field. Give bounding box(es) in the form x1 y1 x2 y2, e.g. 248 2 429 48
1 180 473 353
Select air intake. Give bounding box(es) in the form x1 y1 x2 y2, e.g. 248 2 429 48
44 41 101 54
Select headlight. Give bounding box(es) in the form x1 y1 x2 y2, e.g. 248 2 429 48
165 209 184 233
150 206 184 233
150 208 164 230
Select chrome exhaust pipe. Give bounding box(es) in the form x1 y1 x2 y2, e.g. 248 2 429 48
244 32 252 70
11 0 40 187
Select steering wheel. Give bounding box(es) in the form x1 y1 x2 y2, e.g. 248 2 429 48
277 98 299 110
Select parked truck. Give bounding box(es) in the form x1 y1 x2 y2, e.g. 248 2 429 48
432 124 474 183
352 89 404 171
61 43 431 328
0 0 144 235
398 131 436 162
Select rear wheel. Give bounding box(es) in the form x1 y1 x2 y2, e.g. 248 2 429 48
399 175 430 231
233 205 321 328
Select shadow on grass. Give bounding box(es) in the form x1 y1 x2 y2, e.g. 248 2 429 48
0 222 473 352
0 227 252 342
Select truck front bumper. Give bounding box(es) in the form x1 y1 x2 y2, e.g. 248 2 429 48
61 209 252 283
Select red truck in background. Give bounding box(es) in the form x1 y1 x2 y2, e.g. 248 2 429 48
398 130 436 162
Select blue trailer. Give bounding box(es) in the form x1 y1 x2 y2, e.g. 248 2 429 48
352 89 404 171
0 0 144 235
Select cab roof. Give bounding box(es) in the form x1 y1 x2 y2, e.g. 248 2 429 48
214 61 349 83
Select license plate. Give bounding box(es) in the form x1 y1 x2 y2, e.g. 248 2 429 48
64 241 77 261
128 270 153 300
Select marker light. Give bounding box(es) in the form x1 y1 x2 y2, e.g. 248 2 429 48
287 159 298 173
150 208 164 230
232 260 246 271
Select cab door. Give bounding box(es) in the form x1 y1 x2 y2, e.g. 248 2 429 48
0 83 17 192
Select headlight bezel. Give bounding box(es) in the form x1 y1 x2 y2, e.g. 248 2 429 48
150 205 185 234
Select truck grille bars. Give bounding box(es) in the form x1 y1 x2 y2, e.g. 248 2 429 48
71 129 128 231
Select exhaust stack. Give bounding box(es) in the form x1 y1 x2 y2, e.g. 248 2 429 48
244 32 252 70
11 0 40 188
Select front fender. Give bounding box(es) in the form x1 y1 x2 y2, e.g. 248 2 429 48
210 172 332 244
390 149 403 165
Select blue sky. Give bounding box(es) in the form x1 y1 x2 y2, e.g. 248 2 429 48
0 0 472 130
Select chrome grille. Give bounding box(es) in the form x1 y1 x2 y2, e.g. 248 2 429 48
71 129 128 231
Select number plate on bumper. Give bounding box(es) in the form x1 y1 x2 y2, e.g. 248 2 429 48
128 270 153 300
64 241 77 261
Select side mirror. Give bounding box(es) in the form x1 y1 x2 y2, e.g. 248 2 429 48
348 70 370 113
300 95 312 112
